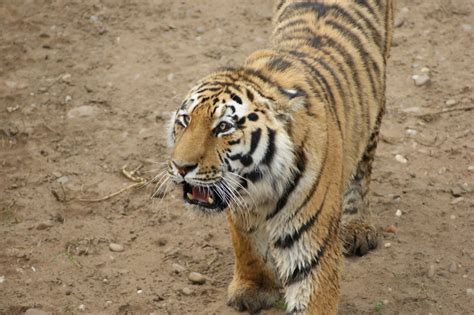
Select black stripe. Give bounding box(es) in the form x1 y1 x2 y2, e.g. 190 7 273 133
278 2 329 22
266 147 306 220
262 127 276 165
246 89 254 102
244 168 264 183
356 0 379 21
231 94 242 104
275 189 329 249
249 128 262 155
228 139 240 145
284 218 336 285
267 57 292 72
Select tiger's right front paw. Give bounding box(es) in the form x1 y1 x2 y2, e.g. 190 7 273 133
227 279 280 314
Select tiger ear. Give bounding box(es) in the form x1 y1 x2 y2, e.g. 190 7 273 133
275 89 307 123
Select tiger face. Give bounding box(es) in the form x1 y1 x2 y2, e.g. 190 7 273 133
167 72 295 214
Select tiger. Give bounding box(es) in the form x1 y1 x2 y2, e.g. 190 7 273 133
165 0 394 314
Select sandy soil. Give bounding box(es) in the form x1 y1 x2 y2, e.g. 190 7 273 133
1 0 473 314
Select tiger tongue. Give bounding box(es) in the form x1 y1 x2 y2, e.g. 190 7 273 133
192 186 212 203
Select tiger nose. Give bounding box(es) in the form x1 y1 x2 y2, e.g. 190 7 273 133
172 161 198 177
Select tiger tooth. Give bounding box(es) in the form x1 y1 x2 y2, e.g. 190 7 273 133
208 196 214 204
187 193 194 200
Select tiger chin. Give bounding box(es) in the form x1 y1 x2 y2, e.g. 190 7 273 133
165 0 394 314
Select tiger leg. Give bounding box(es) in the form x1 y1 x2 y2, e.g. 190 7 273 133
342 124 382 256
226 213 280 313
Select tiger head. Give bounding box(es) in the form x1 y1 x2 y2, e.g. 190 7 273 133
167 68 306 214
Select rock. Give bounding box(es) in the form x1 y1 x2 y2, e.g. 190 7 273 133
462 24 473 32
448 262 458 273
450 215 456 220
167 73 175 81
384 225 398 233
420 67 430 74
65 95 72 103
427 264 436 278
25 309 52 315
188 272 206 284
412 74 431 86
36 221 54 230
384 242 392 248
181 287 194 296
104 300 113 308
395 154 408 164
405 128 417 136
469 166 474 172
467 288 474 296
394 15 404 28
451 186 464 197
395 209 403 217
0 275 5 283
461 183 472 193
78 304 86 312
67 106 100 119
451 197 464 205
109 243 124 252
61 73 72 82
438 167 447 175
445 99 457 106
57 175 70 185
196 26 206 34
172 263 186 274
157 238 168 246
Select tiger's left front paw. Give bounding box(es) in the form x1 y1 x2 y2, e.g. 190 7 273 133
342 219 379 256
227 280 280 313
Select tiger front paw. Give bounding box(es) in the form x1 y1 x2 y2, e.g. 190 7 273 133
342 219 379 256
227 279 280 313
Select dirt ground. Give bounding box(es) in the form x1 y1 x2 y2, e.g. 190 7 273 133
1 0 473 314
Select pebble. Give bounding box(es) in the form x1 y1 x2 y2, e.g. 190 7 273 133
448 262 458 273
467 288 474 296
427 264 436 278
395 209 403 217
0 275 5 283
78 304 86 312
462 24 473 32
196 26 206 34
57 175 70 185
25 309 51 315
384 242 392 248
469 166 474 172
67 105 100 119
65 95 72 103
395 154 408 164
451 197 464 205
157 238 168 246
109 243 124 252
36 221 54 230
420 67 430 74
384 225 398 233
450 215 456 220
188 272 206 284
172 263 186 274
394 16 405 28
181 287 194 296
451 186 464 197
461 183 472 193
104 300 113 307
167 73 175 82
438 167 447 175
412 74 431 86
445 99 457 106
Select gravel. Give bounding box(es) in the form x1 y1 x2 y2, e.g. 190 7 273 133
395 154 408 164
412 74 431 86
109 243 124 252
172 263 186 274
427 265 436 278
448 262 458 273
181 287 194 295
188 272 206 284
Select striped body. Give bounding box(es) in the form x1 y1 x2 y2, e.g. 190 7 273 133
167 0 394 314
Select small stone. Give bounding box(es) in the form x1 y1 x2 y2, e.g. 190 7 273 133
451 197 464 205
394 16 404 28
90 15 99 22
427 264 436 278
0 275 5 283
438 167 447 175
67 105 100 119
25 309 51 315
451 186 464 197
412 74 431 86
384 242 392 248
78 304 86 312
104 300 113 307
6 105 20 113
395 154 408 164
137 289 143 294
181 287 194 296
36 221 54 230
196 26 206 34
445 99 457 106
157 238 168 246
109 243 124 252
420 67 430 74
405 128 417 136
461 183 472 193
469 166 474 172
61 73 72 82
172 263 186 274
57 176 70 185
467 288 474 296
383 300 389 305
395 209 403 217
188 272 206 284
450 215 456 220
65 95 72 103
384 225 398 233
167 73 175 81
462 24 473 32
448 262 458 273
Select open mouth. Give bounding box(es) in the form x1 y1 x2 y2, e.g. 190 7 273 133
183 183 227 210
